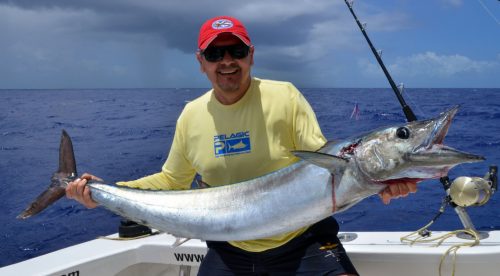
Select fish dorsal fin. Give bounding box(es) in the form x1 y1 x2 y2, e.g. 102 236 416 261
292 151 348 175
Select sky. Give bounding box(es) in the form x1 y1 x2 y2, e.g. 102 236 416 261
0 0 499 89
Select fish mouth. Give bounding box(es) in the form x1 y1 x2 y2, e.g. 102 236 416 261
406 106 484 178
428 106 458 146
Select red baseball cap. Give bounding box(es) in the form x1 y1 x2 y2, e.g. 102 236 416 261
198 16 251 50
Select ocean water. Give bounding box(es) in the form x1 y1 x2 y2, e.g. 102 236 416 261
1 88 499 267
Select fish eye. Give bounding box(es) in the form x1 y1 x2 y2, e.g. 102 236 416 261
396 127 410 139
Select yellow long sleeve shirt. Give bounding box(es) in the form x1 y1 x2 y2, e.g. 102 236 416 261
118 78 327 252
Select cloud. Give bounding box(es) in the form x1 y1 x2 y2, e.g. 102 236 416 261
440 0 463 8
388 51 498 77
0 0 362 87
249 2 412 73
231 0 338 23
359 51 499 85
0 0 342 51
0 0 411 54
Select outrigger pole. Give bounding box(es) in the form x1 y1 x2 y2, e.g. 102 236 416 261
344 0 417 122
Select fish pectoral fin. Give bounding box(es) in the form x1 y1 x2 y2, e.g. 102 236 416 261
292 150 348 175
172 237 191 248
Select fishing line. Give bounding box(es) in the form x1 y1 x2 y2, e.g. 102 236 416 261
392 84 427 120
476 0 500 26
401 224 479 276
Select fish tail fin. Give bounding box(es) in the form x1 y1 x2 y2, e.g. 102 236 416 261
17 130 78 219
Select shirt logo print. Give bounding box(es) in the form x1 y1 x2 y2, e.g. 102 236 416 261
214 131 251 157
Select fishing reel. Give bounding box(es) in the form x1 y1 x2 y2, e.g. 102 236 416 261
439 165 498 240
442 165 497 208
441 165 497 208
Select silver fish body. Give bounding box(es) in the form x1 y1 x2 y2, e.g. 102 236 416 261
90 162 332 241
18 107 484 241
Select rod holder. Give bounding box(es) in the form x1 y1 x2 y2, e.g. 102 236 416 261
454 206 489 240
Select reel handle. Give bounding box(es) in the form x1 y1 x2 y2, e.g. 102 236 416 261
488 165 497 193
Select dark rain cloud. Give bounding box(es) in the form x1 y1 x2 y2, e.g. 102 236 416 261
0 0 373 89
5 0 460 88
0 0 340 54
1 0 201 52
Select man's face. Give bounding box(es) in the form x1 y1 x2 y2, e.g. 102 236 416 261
197 34 254 95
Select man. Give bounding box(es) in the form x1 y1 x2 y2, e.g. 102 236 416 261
67 16 416 275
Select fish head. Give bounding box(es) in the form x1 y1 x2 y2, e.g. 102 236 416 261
353 106 484 183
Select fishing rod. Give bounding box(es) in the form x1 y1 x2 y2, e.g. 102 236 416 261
344 0 417 122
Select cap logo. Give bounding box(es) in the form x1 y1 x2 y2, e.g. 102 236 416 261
212 19 233 30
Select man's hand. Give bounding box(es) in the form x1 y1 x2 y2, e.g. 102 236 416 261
66 173 102 209
379 180 418 205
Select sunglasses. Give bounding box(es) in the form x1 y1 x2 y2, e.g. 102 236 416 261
201 44 250 62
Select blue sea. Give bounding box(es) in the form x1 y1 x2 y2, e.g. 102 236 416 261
1 88 499 267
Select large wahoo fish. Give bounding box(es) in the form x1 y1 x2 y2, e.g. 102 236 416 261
18 107 483 241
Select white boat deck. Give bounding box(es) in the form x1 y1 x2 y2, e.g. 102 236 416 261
2 231 500 276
